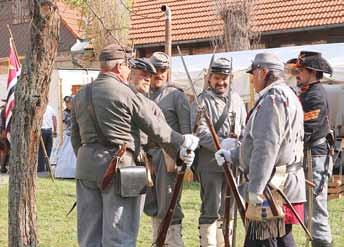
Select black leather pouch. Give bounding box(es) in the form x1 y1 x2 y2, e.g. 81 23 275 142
117 166 147 197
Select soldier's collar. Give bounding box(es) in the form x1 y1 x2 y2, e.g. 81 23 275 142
298 80 320 94
101 72 128 85
258 79 284 97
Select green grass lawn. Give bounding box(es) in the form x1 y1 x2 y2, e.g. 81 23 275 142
0 178 343 246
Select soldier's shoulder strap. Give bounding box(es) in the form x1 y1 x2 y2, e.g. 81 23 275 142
85 83 112 147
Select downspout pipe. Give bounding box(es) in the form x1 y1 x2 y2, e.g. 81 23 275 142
161 4 172 82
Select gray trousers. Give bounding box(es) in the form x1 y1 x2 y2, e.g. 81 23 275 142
77 179 141 247
307 155 332 243
144 148 184 224
198 170 226 224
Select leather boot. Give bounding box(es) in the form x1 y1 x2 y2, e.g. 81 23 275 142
199 223 217 247
165 224 184 247
312 239 332 247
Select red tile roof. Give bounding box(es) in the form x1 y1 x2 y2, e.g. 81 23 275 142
253 0 344 32
129 0 344 46
129 0 222 45
0 1 83 58
56 0 84 38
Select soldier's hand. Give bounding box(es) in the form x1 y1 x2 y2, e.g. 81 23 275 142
248 192 264 205
214 149 232 166
221 138 239 150
182 134 199 151
179 147 195 168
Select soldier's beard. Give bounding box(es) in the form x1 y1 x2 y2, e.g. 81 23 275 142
213 84 228 95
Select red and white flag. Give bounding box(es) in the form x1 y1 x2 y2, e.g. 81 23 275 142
5 38 21 141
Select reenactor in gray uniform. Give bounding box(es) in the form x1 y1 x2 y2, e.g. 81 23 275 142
71 44 199 247
216 53 306 247
190 57 246 246
143 52 192 246
287 51 333 247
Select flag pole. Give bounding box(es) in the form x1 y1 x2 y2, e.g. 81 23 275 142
6 24 20 62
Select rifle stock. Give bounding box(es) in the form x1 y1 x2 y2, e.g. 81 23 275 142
101 143 127 191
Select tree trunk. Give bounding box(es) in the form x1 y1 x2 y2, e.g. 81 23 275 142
8 1 60 246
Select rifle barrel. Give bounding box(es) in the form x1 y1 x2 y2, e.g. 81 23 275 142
177 46 202 108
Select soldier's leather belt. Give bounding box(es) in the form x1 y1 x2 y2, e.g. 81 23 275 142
82 142 135 155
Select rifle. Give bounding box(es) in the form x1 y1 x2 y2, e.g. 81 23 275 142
154 113 202 246
154 160 187 247
101 143 127 191
177 45 246 224
223 112 237 247
305 148 314 246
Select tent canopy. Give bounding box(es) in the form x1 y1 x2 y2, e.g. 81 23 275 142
171 43 344 99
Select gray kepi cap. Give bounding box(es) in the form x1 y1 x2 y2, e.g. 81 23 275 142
247 53 284 74
150 52 170 69
210 57 232 75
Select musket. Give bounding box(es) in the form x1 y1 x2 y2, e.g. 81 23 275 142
223 182 232 247
223 112 237 247
305 148 314 246
177 45 246 224
154 111 201 246
231 171 241 247
101 143 127 191
154 160 187 247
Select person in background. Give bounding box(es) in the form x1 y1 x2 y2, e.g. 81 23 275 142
144 52 192 246
287 51 333 247
55 96 76 178
38 104 57 172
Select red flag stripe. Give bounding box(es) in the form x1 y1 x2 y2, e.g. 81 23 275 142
4 38 21 140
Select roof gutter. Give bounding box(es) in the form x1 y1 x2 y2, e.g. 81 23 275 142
134 37 220 49
133 23 344 48
260 23 344 36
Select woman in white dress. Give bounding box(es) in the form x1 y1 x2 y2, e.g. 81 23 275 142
55 96 77 178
